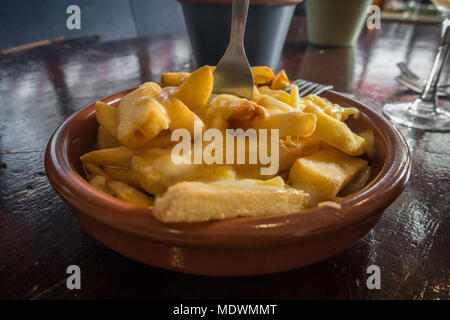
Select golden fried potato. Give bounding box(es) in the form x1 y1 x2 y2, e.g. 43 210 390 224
271 70 290 90
252 66 275 85
153 180 309 223
257 86 291 105
289 84 302 110
104 166 140 189
186 165 236 182
117 83 169 149
88 175 112 195
278 135 323 171
232 111 316 137
107 180 153 208
95 101 118 138
359 129 375 159
160 72 190 87
160 95 204 135
174 65 213 109
305 95 359 121
257 95 293 113
304 102 367 156
203 94 266 130
83 162 107 178
131 153 167 195
289 147 368 204
80 146 133 168
97 126 120 149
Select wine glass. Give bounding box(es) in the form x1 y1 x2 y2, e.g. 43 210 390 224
382 0 450 131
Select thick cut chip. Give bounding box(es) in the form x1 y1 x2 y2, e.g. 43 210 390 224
88 175 112 195
289 84 301 110
106 180 153 208
271 69 290 90
131 153 167 195
95 101 118 138
279 135 323 171
97 126 120 149
153 181 309 223
257 95 293 113
174 65 213 109
160 72 190 87
258 86 291 105
252 66 275 85
104 166 140 189
80 146 133 168
160 95 204 135
117 82 169 149
304 102 367 156
289 148 368 204
232 111 316 137
83 162 107 178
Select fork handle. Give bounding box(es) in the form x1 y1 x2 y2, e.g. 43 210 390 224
229 0 250 50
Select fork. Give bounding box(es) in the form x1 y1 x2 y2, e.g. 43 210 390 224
289 79 334 97
396 62 449 97
212 0 253 100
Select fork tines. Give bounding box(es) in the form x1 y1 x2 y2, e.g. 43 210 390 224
288 79 333 97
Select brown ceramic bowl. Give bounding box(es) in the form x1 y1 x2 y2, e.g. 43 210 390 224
45 88 410 276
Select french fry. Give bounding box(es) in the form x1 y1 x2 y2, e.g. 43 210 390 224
104 166 140 189
97 126 120 149
257 86 291 104
251 66 275 85
83 162 107 178
131 153 167 195
289 147 368 204
305 95 359 121
204 95 267 130
174 65 213 109
278 135 323 171
153 180 309 223
88 175 112 195
80 146 133 168
95 101 118 138
160 72 190 87
359 129 375 159
117 83 169 149
107 180 154 208
304 102 367 156
289 84 301 110
142 130 174 149
232 111 316 137
160 95 204 135
186 165 236 182
271 69 290 90
257 95 294 113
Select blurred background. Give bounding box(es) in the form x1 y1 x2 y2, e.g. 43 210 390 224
0 0 443 53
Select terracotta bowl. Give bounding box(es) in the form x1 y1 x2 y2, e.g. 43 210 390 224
45 89 411 276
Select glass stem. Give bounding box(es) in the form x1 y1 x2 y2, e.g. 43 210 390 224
419 17 450 111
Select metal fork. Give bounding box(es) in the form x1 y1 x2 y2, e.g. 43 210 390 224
396 62 449 97
212 0 253 100
288 79 334 97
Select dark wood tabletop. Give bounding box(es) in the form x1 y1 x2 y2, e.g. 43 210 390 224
0 16 449 300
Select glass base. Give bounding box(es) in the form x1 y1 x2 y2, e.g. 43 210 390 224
382 100 450 132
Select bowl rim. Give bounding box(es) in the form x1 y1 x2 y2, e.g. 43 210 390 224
45 88 411 249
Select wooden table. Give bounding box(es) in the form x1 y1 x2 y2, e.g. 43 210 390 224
0 17 449 300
